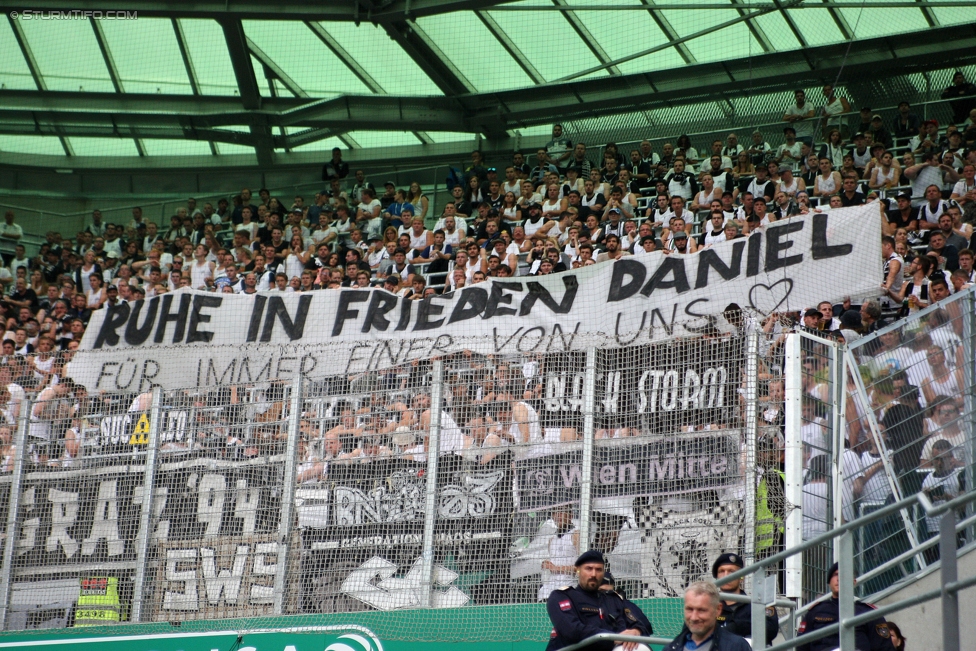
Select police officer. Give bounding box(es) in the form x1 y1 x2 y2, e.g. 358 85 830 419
797 563 896 651
546 550 651 651
712 552 779 644
600 571 654 635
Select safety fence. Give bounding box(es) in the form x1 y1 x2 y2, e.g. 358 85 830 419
0 334 759 637
784 287 976 603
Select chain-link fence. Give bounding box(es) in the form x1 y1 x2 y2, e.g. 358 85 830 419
0 331 760 638
845 289 975 596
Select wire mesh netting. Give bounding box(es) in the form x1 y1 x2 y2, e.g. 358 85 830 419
0 330 763 639
845 290 975 597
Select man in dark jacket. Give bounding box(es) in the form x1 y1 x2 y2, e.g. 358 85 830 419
546 550 651 651
712 553 780 644
600 572 653 636
662 582 751 651
796 563 895 651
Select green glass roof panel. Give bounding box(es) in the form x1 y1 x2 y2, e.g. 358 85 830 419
751 12 803 51
140 139 214 157
683 21 763 64
416 13 535 92
242 20 373 96
67 137 141 157
20 18 115 92
316 22 442 96
176 19 238 96
0 20 37 90
932 6 976 25
215 142 257 155
840 7 929 38
0 135 65 156
99 18 191 95
345 131 426 149
425 132 478 144
485 9 607 83
571 4 674 67
658 8 751 56
617 48 689 76
284 135 347 153
783 8 847 46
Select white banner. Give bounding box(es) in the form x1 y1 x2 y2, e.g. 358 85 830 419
69 206 881 390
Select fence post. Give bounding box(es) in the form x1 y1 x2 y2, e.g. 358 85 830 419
579 347 597 552
963 289 975 543
829 340 846 558
751 569 769 649
273 375 303 616
130 387 162 623
783 334 804 602
838 531 855 651
938 508 960 651
743 329 760 591
843 349 925 569
420 359 444 608
0 401 31 629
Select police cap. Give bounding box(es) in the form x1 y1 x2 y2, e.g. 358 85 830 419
575 550 607 567
711 552 744 578
602 571 616 588
827 562 839 582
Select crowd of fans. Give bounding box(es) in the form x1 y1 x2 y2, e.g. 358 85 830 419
0 85 973 576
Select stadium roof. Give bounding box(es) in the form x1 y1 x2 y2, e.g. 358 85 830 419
2 0 976 168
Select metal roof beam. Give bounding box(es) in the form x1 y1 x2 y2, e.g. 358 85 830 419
218 18 273 166
915 0 941 27
555 0 801 82
475 11 546 85
729 0 775 53
0 0 522 21
552 0 621 75
638 0 697 64
820 0 854 39
90 19 146 156
4 26 976 157
381 19 475 98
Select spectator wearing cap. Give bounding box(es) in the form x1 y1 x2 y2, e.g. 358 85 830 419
712 552 780 645
379 181 397 210
598 571 654 638
545 549 650 651
776 127 803 165
796 562 898 651
868 114 893 150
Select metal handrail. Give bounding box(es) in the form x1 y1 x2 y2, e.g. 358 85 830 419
784 510 976 623
721 489 976 651
599 95 958 159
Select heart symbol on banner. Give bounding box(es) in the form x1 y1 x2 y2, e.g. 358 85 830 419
748 279 794 315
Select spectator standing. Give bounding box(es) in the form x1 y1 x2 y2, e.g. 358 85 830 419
941 70 976 124
821 84 852 139
784 89 816 145
322 147 349 181
545 124 573 173
893 101 921 140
